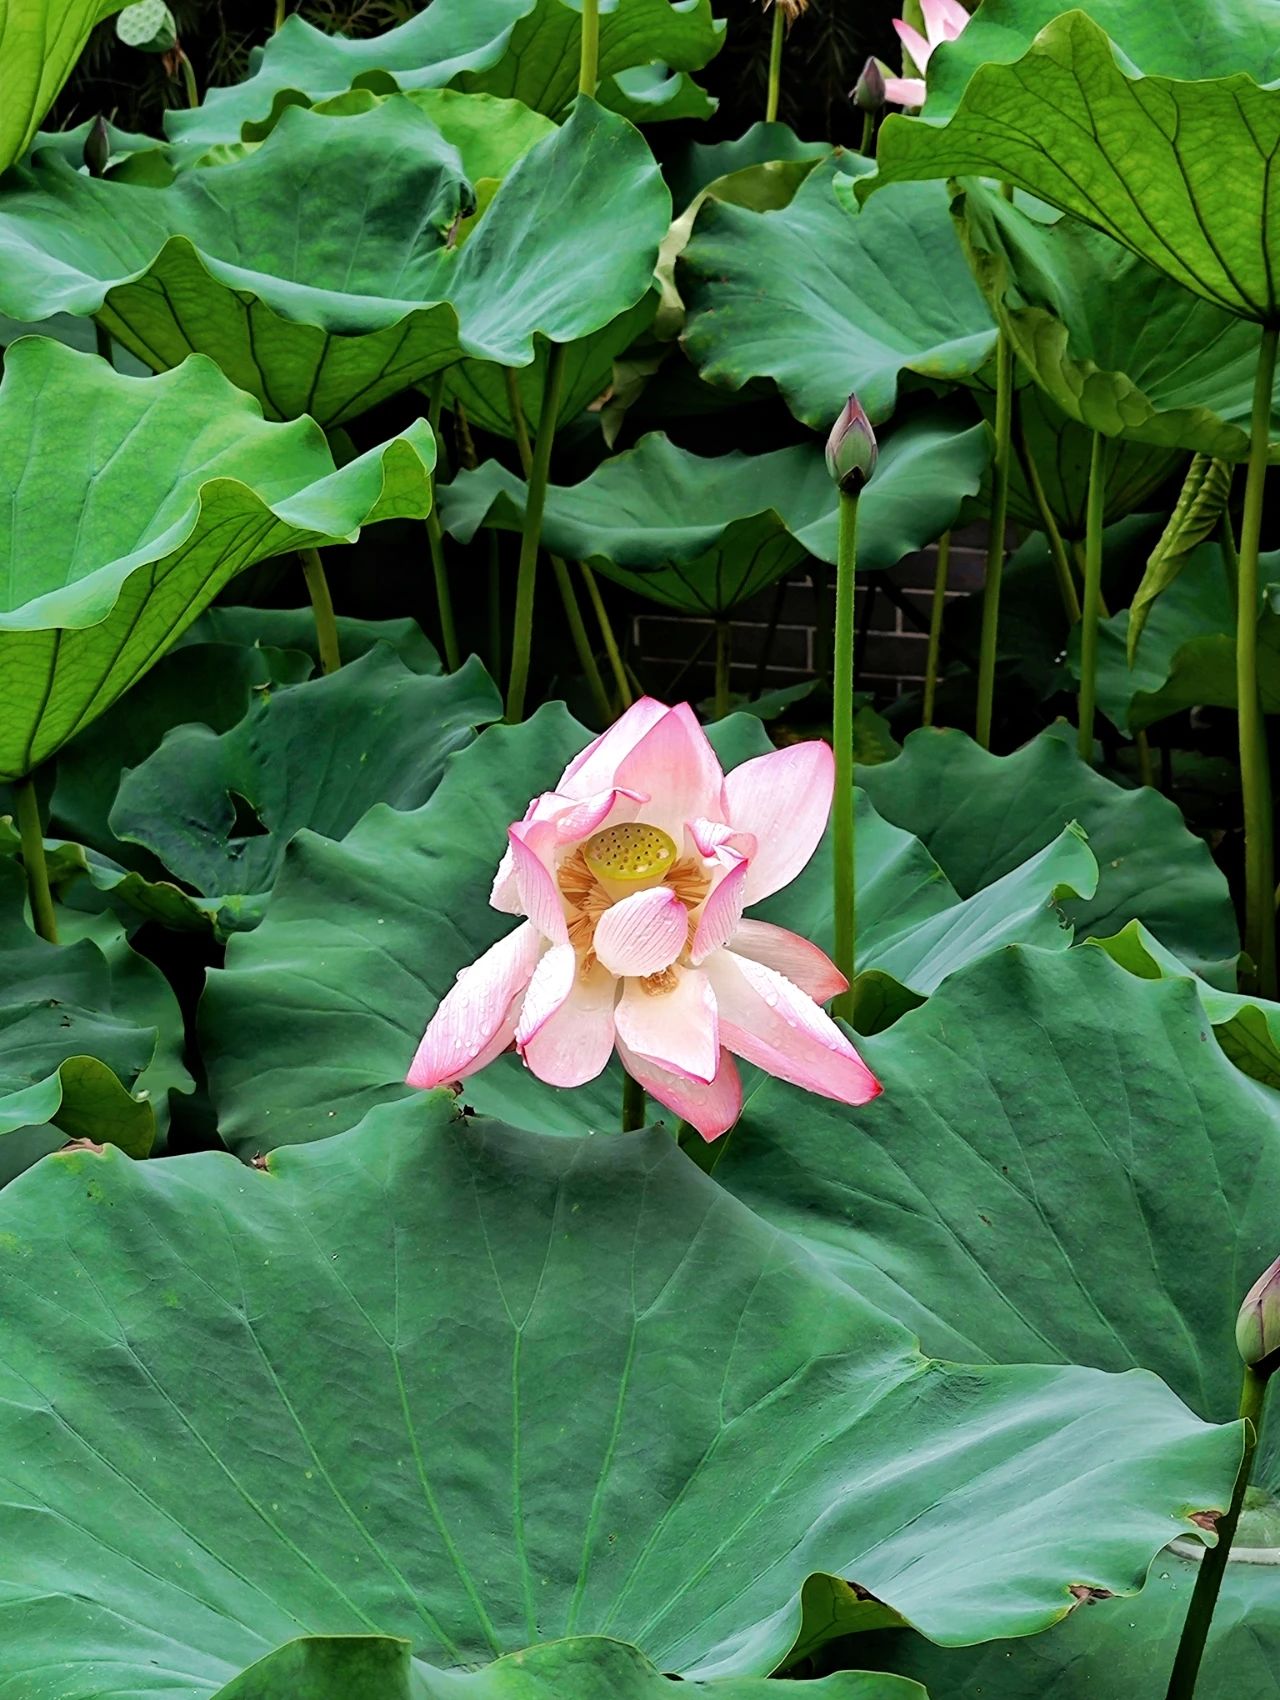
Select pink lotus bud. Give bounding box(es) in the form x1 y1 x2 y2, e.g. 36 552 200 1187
826 395 878 495
1237 1256 1280 1374
853 58 886 113
83 117 111 178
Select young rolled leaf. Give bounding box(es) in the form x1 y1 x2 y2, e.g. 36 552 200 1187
1129 454 1234 659
859 725 1240 984
0 0 128 173
438 409 990 617
680 156 997 428
0 97 671 426
166 0 726 146
0 339 435 782
871 6 1280 322
110 649 502 934
0 1101 1240 1687
206 706 1094 1155
953 182 1280 460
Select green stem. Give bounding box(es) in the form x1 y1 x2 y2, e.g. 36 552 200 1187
274 0 286 27
922 531 950 728
14 772 57 943
580 0 600 96
714 620 732 719
425 505 462 674
1077 428 1107 763
506 343 568 722
299 547 342 675
503 367 534 477
581 565 632 709
832 490 859 1020
621 1073 646 1132
1015 402 1081 623
1164 1365 1269 1700
178 50 199 109
1136 729 1155 789
552 555 612 722
765 3 786 122
975 318 1015 749
860 110 876 156
1237 323 1279 999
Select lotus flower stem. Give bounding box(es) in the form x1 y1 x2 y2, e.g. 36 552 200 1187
580 564 633 709
1164 1363 1269 1700
274 0 287 29
507 344 568 722
13 773 57 944
503 367 611 721
580 0 601 96
922 530 951 727
1014 404 1081 623
765 2 786 121
974 314 1015 750
1076 430 1107 761
832 489 860 1017
621 1073 646 1132
1233 324 1280 997
298 547 342 676
423 379 462 674
178 49 199 109
714 622 732 718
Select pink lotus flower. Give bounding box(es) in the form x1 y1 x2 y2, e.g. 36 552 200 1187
883 0 969 108
407 699 881 1140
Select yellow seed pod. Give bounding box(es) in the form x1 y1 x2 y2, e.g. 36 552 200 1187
583 822 678 883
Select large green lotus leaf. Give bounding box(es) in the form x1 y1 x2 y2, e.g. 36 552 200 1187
709 944 1280 1697
111 650 501 934
0 98 670 427
167 0 725 147
860 726 1240 985
1085 541 1280 733
186 605 441 675
0 340 435 782
0 861 157 1156
203 705 1094 1154
680 156 997 428
441 296 658 443
1091 921 1280 1095
666 121 831 210
955 181 1280 461
0 1099 1241 1690
438 411 990 616
216 1634 919 1699
870 7 1280 322
0 0 127 172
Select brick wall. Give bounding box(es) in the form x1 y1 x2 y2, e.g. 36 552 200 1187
633 525 988 706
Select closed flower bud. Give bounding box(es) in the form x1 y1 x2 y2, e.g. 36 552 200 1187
826 395 878 495
1236 1256 1280 1374
83 117 111 178
853 58 886 113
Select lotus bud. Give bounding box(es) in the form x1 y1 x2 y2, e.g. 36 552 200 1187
1237 1256 1280 1375
826 395 878 495
853 58 886 113
83 117 111 178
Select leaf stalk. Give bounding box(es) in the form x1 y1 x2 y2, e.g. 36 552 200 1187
832 488 859 1018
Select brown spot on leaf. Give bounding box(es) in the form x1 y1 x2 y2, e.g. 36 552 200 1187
59 1138 105 1156
250 1154 270 1171
1069 1585 1115 1606
1190 1510 1221 1531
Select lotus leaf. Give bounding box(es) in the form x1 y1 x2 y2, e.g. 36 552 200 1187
167 0 726 146
860 726 1240 984
111 649 502 933
0 338 435 782
0 97 671 426
680 155 996 428
0 0 127 173
0 1100 1241 1690
438 410 990 617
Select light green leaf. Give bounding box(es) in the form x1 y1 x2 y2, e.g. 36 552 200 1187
0 0 127 173
680 156 997 428
0 97 671 426
111 649 501 933
860 725 1240 985
1129 454 1235 658
666 121 831 210
167 0 726 146
871 6 1280 322
0 338 435 781
439 409 991 616
0 1101 1240 1687
216 1634 920 1699
205 706 1093 1154
954 183 1280 462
